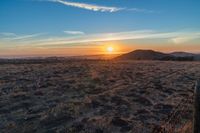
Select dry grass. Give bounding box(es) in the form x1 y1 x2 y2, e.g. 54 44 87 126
0 60 200 133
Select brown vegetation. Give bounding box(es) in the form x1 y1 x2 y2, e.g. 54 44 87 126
0 59 200 133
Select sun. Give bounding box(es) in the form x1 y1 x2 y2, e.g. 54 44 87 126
107 46 114 53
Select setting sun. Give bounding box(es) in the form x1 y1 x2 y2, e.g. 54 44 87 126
107 46 114 53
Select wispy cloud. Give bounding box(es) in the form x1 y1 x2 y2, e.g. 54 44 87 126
41 0 155 13
64 30 85 35
127 8 155 13
1 30 200 48
172 37 192 44
11 33 46 40
0 33 46 42
171 32 200 44
6 30 199 47
48 0 122 12
0 32 16 37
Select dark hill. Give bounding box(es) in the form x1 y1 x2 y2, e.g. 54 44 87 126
170 52 200 61
170 52 195 57
115 50 174 60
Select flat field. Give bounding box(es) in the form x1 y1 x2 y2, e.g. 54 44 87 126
0 60 200 133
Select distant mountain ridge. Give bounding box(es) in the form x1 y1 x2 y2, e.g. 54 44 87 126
115 49 200 61
170 52 196 57
170 52 200 60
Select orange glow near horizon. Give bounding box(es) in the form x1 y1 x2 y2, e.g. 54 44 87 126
1 41 199 57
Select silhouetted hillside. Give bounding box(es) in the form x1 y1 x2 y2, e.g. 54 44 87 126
170 52 200 61
170 52 195 57
115 50 199 61
115 50 174 60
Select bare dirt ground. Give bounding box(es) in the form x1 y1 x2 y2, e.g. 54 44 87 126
0 60 200 133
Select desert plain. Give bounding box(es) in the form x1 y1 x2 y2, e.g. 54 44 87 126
0 59 200 133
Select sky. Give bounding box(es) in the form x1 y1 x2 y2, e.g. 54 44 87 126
0 0 200 57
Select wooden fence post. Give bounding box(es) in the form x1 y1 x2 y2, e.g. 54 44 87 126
193 79 200 133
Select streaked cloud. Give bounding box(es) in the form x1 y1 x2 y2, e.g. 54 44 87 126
48 0 122 12
64 30 85 35
171 32 200 44
127 8 155 13
41 0 155 13
0 32 16 37
11 33 46 40
2 30 199 47
1 30 200 48
0 33 47 44
29 31 184 46
172 37 192 44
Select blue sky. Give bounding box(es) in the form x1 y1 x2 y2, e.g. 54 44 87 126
0 0 200 56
